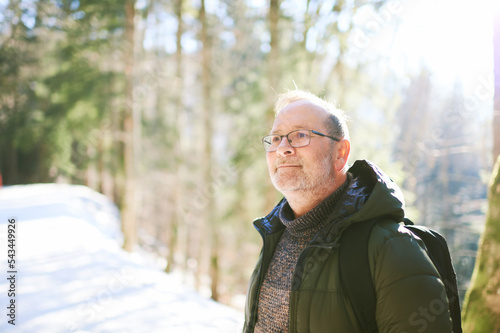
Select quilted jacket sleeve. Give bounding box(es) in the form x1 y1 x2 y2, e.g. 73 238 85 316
370 222 453 333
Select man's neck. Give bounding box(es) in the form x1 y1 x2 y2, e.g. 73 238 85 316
284 173 347 218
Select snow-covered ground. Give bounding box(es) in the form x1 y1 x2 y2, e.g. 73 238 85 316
0 184 243 333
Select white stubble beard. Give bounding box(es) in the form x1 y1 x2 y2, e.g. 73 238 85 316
270 151 335 195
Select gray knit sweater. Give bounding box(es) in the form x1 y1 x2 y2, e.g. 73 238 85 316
254 177 350 333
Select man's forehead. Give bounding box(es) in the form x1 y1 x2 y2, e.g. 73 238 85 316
271 101 328 132
270 123 308 134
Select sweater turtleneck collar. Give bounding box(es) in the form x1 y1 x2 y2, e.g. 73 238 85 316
279 173 352 238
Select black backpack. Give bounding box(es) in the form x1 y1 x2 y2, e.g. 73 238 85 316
339 217 462 333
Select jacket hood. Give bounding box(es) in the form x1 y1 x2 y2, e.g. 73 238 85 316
344 159 405 224
254 160 405 235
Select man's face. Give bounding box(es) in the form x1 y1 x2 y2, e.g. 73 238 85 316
266 100 337 195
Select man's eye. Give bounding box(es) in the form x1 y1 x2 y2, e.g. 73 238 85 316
297 132 308 138
271 136 281 143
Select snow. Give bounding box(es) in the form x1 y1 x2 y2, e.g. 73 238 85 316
0 184 243 333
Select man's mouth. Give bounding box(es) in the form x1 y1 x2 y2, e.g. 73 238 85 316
277 164 301 169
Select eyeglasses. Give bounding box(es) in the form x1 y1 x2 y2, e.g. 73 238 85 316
261 129 339 152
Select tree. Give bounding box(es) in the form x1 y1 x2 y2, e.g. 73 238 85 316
198 0 219 300
0 0 40 184
0 0 129 189
462 6 500 331
166 0 185 274
263 0 282 212
462 156 500 332
121 0 137 252
494 4 500 161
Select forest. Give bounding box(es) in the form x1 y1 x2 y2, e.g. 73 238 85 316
1 0 499 331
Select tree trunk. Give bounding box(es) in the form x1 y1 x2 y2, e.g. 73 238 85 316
166 0 184 274
462 156 500 332
85 146 98 190
493 7 500 162
462 13 500 330
199 0 219 300
268 0 280 98
264 0 281 212
122 0 137 252
6 140 18 185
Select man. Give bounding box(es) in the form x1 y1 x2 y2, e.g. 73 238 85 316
243 90 452 332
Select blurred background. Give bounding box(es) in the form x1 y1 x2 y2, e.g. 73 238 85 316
0 0 498 319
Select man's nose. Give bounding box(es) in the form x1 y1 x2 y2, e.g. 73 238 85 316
276 136 295 156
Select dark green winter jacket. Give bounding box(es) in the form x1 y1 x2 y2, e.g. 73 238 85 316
243 160 452 332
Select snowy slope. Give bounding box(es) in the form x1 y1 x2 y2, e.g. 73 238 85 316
0 184 243 333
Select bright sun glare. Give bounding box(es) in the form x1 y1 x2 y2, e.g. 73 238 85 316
363 0 497 100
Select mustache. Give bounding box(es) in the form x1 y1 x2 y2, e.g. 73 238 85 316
274 157 303 168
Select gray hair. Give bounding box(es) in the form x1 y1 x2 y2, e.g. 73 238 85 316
274 90 350 140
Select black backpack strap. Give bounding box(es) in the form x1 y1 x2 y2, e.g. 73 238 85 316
403 219 463 333
340 219 379 333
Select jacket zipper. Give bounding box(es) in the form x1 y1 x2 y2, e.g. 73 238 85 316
248 223 269 331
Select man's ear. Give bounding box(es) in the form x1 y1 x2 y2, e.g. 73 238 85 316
335 139 350 172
